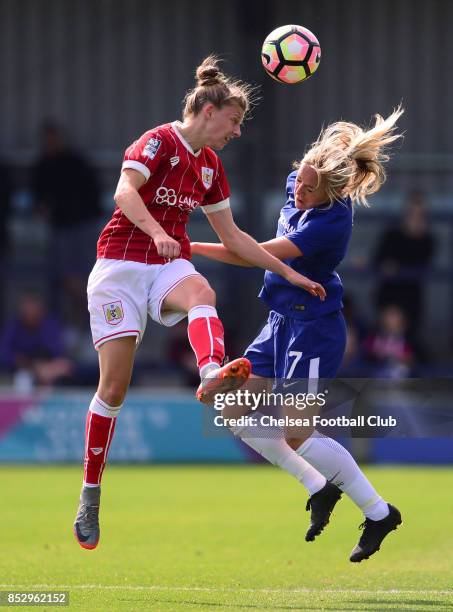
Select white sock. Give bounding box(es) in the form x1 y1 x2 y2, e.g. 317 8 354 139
296 432 389 519
188 305 219 324
89 393 123 418
200 362 220 378
230 411 326 495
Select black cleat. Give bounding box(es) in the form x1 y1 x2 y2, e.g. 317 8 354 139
305 481 343 542
350 503 402 562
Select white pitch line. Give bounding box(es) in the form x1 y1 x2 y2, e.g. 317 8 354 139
0 585 452 596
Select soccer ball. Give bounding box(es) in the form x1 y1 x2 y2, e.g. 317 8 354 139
261 24 321 84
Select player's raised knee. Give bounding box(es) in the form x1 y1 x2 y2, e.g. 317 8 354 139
97 382 128 407
191 282 216 307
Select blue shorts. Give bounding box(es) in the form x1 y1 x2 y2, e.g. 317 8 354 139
244 310 347 381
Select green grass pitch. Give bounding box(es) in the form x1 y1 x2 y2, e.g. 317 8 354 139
1 465 453 610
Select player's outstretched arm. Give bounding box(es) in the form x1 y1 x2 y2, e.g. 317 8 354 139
191 242 253 266
192 236 302 266
191 231 325 301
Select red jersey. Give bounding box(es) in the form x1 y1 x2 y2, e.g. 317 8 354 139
97 122 231 264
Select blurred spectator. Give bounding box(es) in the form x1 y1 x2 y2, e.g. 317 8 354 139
342 293 369 342
31 120 103 328
0 293 73 389
0 161 12 321
339 294 370 375
373 190 436 341
340 325 363 376
363 305 415 378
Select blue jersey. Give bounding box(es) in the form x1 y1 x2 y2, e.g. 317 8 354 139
259 171 353 320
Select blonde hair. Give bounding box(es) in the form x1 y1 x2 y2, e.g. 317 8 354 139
183 55 256 119
296 107 404 206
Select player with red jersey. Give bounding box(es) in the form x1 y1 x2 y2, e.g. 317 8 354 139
73 56 325 549
97 121 232 266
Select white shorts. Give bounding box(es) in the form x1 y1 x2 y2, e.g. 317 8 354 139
87 258 200 349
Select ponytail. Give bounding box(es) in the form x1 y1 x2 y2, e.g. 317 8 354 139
298 106 404 206
183 55 256 118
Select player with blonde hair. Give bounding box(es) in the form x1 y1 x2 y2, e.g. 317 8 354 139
300 106 404 205
192 107 404 562
73 56 325 550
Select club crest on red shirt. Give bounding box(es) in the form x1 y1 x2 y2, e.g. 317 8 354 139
201 166 214 189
